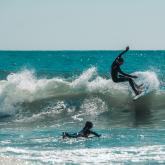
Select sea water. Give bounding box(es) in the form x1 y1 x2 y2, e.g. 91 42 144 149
0 50 165 164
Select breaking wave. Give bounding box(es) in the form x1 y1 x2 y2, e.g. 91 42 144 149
0 67 164 126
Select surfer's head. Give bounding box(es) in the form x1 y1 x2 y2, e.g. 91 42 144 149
117 57 124 65
85 121 93 129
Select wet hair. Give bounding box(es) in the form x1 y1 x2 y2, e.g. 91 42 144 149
85 121 93 129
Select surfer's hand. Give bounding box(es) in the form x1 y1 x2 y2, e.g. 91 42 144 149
132 75 138 78
126 46 129 51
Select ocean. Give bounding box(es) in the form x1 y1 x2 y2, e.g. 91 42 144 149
0 50 165 164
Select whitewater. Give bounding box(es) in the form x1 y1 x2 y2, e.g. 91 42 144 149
0 50 165 164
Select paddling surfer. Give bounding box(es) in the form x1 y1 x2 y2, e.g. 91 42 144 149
62 121 101 138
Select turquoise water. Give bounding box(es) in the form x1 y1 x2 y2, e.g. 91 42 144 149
0 51 165 164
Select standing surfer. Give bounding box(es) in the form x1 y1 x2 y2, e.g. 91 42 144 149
111 46 142 95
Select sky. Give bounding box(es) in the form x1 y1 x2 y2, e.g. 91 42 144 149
0 0 165 50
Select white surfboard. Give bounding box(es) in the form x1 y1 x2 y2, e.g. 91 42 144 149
133 91 145 100
133 85 150 100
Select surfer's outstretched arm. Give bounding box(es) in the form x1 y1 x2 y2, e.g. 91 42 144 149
90 131 101 137
115 46 129 60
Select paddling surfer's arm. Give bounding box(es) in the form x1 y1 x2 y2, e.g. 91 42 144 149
90 131 101 137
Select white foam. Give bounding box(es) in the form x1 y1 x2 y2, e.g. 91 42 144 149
0 157 30 165
134 71 160 92
0 68 160 114
0 145 164 164
71 67 97 89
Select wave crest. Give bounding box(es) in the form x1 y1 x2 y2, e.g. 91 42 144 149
0 68 162 119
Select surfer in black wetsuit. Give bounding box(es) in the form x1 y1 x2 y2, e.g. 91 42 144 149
111 46 141 95
62 121 101 138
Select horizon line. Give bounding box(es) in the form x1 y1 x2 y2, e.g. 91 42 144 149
0 49 165 51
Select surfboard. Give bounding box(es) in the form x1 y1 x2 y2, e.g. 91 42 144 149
133 84 150 101
133 91 145 100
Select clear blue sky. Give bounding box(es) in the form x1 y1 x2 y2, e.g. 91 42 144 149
0 0 165 50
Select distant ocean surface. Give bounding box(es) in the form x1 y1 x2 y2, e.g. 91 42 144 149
0 50 165 164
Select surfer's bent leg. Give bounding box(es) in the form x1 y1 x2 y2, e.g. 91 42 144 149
128 78 139 95
114 77 139 95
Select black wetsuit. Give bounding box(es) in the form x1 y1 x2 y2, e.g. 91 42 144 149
111 50 139 95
